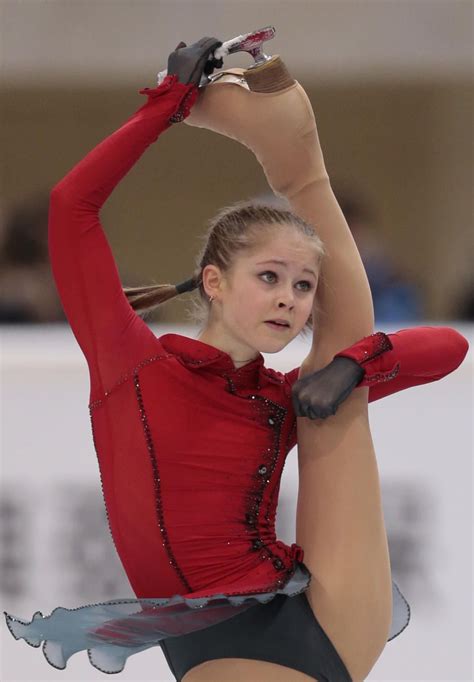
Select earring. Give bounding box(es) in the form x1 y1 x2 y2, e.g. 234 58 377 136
209 296 214 303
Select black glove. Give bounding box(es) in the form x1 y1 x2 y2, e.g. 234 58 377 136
291 356 365 420
167 37 223 86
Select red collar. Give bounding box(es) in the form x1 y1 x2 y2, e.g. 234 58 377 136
158 333 283 390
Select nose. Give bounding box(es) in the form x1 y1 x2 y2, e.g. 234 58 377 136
277 286 295 308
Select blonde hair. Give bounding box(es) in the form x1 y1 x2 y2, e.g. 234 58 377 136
123 198 325 340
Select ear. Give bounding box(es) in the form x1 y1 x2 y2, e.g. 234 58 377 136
201 264 223 297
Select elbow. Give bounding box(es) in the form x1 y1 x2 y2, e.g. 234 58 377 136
48 180 78 237
438 327 470 373
48 185 61 227
50 163 82 208
50 180 70 208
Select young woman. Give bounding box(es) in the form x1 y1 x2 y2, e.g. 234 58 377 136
4 38 468 682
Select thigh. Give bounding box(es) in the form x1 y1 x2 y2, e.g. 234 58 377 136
182 658 316 681
296 395 393 680
160 591 352 682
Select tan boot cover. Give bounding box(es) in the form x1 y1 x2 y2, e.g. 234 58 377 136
184 68 329 199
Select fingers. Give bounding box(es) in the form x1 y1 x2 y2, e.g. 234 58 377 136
293 397 338 420
203 56 224 75
196 36 223 49
174 37 221 52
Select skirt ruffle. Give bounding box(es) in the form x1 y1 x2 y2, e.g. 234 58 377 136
3 563 410 674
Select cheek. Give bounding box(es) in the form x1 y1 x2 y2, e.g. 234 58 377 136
231 284 266 320
308 292 316 309
303 299 315 322
297 295 316 327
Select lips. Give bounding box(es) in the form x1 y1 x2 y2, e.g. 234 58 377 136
266 319 290 327
265 320 290 329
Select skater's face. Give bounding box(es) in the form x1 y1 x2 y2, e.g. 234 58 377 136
198 228 320 368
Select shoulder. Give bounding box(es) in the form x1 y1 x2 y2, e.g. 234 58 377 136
261 365 300 399
283 366 300 386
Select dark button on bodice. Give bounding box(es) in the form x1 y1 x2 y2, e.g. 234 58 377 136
258 465 268 475
252 539 264 550
245 513 256 526
273 558 284 570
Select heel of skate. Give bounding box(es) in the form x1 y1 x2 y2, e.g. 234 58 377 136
206 56 295 94
206 26 295 93
244 56 295 93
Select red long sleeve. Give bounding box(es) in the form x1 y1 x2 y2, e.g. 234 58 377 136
48 75 198 400
362 326 469 401
285 326 468 404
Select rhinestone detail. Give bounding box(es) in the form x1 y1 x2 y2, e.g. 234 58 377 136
169 87 198 123
87 347 300 599
133 371 192 592
224 374 290 579
359 332 394 365
88 406 121 565
89 353 171 411
363 361 401 383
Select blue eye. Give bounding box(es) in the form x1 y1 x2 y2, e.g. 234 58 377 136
260 271 279 284
258 271 313 291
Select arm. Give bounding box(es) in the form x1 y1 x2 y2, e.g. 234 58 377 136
286 326 469 416
362 326 469 402
48 76 198 395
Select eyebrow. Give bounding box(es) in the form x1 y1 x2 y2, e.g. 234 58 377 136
256 260 317 278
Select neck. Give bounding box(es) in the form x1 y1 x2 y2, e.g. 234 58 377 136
196 330 259 367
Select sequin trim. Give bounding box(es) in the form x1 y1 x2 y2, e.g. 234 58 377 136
359 332 393 365
173 351 224 367
139 73 178 97
87 406 122 568
88 348 301 597
225 376 301 588
286 417 297 451
133 371 193 593
169 85 199 123
363 361 401 383
88 347 286 412
260 367 287 387
89 353 172 411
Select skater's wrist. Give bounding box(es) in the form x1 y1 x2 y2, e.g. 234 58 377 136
334 332 400 387
138 75 199 124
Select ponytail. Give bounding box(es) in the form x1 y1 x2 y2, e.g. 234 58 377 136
123 273 200 315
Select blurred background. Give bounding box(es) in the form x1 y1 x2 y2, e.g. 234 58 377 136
1 1 472 680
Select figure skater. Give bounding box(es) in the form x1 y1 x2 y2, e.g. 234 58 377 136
4 36 468 682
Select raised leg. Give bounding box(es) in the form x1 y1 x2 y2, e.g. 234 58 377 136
185 60 392 680
295 389 392 681
185 61 374 352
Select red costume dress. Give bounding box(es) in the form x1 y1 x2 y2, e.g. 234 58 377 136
3 74 469 674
